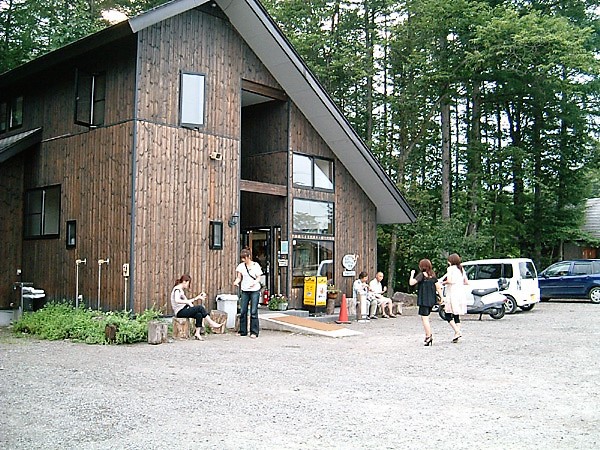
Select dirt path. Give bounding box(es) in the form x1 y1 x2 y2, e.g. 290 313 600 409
1 300 598 449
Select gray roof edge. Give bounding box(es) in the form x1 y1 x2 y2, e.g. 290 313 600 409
129 0 211 32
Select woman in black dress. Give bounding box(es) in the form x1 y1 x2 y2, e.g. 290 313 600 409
409 259 439 346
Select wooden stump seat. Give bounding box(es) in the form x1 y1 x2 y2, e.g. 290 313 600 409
172 317 193 339
147 320 168 344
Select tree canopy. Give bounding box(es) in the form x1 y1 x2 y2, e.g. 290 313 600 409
2 0 598 290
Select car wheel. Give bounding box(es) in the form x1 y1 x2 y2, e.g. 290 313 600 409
520 304 535 311
504 296 517 314
590 287 600 304
489 306 505 319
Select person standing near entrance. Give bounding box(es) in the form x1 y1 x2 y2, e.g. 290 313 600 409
233 247 263 338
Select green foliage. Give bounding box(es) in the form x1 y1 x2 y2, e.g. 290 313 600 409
13 302 161 344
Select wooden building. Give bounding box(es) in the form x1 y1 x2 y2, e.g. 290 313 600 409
0 0 415 314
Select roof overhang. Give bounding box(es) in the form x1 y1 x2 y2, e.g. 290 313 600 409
0 128 43 164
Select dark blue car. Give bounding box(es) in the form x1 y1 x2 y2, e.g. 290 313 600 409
539 259 600 303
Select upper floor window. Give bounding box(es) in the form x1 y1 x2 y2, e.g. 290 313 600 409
293 199 334 235
180 72 205 128
74 69 106 127
0 96 24 134
24 185 61 239
293 153 333 190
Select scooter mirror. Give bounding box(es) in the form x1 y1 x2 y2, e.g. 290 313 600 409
498 277 509 291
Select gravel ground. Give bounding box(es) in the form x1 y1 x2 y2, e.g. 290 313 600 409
0 300 599 450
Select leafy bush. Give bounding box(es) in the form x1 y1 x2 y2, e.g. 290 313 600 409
13 302 161 344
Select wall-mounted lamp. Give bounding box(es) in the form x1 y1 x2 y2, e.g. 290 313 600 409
228 212 239 227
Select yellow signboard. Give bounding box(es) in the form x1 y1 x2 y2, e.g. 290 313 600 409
304 276 328 306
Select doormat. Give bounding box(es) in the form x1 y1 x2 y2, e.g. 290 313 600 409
269 315 344 332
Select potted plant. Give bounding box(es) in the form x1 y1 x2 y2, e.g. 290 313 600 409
268 294 288 311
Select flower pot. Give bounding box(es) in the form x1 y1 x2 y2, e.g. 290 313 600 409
278 302 288 311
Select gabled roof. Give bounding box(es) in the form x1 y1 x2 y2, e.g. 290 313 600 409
0 0 416 224
583 198 600 239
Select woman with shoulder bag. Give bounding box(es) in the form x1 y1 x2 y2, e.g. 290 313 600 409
233 247 263 338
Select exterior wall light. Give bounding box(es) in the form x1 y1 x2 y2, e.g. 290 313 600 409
228 212 239 227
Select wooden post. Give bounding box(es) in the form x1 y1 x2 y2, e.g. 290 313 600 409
172 317 192 339
148 321 168 344
209 310 227 334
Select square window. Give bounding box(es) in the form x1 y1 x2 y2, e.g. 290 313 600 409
24 185 61 239
293 199 334 235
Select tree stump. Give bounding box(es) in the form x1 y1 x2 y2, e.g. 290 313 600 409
172 318 192 339
392 302 403 316
234 313 250 333
147 321 168 344
105 324 117 343
348 297 357 319
210 310 227 334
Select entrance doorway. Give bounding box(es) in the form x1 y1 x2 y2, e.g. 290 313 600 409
242 227 282 302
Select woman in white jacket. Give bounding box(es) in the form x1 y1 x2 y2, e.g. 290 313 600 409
442 253 469 343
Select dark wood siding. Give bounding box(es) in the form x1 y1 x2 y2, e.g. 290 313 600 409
21 124 133 310
0 36 136 309
0 154 25 308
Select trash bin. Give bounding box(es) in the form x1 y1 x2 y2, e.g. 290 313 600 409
216 294 238 328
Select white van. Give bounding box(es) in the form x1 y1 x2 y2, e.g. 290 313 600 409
462 258 540 313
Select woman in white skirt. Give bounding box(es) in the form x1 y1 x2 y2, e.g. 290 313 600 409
441 253 469 343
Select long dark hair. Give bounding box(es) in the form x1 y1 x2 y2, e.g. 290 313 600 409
418 259 436 278
447 253 463 272
175 274 191 286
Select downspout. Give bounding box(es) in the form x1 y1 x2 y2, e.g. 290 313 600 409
128 31 142 313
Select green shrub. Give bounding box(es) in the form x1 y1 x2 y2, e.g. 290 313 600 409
13 301 161 344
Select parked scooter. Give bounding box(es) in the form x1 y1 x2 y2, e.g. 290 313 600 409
438 278 508 320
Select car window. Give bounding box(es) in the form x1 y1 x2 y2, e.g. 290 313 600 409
503 264 514 278
464 265 476 280
572 262 591 275
469 264 502 280
593 261 600 274
520 262 536 279
544 261 571 277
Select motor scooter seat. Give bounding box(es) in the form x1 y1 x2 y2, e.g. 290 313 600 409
471 287 498 297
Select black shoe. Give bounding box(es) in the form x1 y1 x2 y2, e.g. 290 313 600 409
424 336 433 346
369 315 378 320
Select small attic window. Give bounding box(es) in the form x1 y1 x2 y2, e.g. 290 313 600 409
180 72 205 128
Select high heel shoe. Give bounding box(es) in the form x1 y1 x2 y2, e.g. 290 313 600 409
452 333 461 343
211 322 225 333
424 336 433 346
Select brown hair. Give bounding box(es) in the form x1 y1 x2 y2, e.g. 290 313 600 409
418 259 436 278
175 274 191 286
358 271 368 279
240 248 251 259
447 253 463 272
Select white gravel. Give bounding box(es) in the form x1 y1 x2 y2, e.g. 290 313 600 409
0 300 598 449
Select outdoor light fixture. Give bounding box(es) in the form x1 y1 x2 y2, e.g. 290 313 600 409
228 212 239 227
